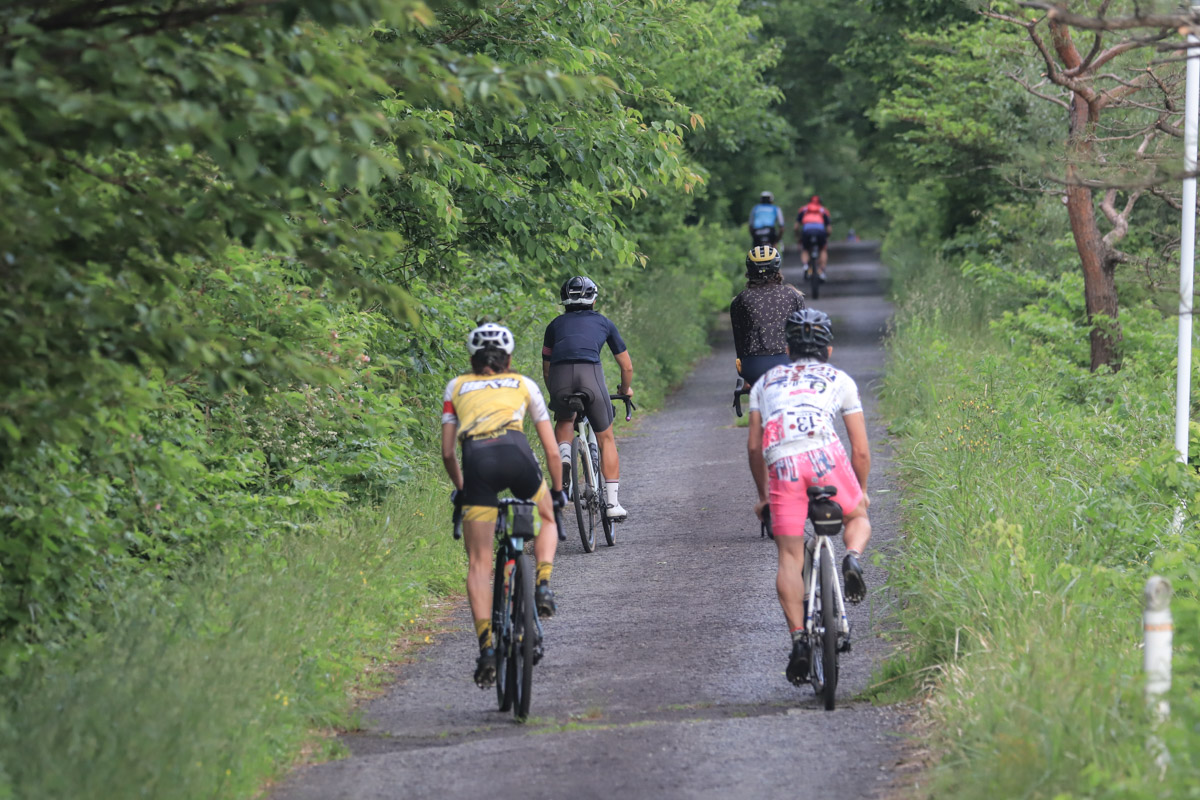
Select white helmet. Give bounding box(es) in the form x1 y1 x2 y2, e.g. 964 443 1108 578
467 323 515 355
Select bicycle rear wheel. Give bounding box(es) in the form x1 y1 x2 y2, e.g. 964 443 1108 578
807 255 821 300
493 550 512 711
819 552 838 710
597 449 615 546
571 436 596 552
508 554 536 721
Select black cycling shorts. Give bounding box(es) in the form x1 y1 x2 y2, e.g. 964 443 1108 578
739 353 791 387
460 431 547 522
547 361 615 432
800 228 828 251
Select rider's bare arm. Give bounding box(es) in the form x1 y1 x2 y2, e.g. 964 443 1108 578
843 411 870 498
614 350 633 396
441 422 464 491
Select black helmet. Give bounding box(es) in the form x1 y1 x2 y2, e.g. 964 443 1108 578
745 245 781 278
560 276 599 307
785 308 833 353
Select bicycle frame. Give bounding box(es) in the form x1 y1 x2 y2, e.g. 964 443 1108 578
805 535 850 645
492 500 544 666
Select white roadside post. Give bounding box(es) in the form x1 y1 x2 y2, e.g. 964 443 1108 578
1175 1 1200 534
1143 576 1173 773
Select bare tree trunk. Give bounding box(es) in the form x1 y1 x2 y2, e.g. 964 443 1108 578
1054 22 1123 371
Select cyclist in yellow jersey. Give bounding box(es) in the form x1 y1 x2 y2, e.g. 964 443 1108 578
441 323 566 688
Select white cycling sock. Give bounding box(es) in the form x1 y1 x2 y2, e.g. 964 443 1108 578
558 441 571 464
605 481 619 506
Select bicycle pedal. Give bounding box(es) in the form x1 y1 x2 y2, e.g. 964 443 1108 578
839 640 852 653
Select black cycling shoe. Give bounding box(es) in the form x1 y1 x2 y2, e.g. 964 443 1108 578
786 638 811 686
535 583 557 618
562 463 571 496
843 553 866 604
474 647 497 689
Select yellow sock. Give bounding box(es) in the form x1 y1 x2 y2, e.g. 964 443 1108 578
536 561 553 586
474 618 492 649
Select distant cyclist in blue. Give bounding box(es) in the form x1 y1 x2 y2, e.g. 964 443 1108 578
748 190 784 248
542 276 635 521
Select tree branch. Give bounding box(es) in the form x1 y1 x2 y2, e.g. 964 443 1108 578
1021 2 1200 33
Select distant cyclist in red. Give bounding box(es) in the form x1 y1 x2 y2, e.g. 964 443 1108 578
794 195 832 282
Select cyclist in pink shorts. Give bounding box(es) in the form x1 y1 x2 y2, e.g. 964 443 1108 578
746 308 872 685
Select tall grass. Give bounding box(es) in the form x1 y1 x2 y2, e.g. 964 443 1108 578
0 481 463 799
879 255 1200 796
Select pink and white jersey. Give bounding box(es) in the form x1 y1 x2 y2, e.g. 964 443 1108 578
748 359 863 466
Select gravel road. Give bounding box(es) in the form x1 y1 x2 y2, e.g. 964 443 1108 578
273 241 906 800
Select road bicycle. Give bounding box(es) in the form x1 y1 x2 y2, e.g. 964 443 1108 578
802 237 823 300
454 497 556 721
564 392 635 552
733 377 772 539
801 485 852 710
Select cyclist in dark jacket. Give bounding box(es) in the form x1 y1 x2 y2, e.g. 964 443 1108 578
731 246 806 387
542 276 634 520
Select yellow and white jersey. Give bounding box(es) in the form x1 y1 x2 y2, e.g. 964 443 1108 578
441 372 550 441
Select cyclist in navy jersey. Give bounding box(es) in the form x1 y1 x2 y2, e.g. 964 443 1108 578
542 276 634 520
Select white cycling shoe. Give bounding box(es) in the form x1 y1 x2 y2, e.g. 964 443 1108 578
604 502 628 521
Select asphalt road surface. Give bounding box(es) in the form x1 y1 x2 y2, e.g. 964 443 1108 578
273 241 906 800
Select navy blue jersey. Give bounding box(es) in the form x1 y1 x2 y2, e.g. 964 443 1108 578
542 310 627 364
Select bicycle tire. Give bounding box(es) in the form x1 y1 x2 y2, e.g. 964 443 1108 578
571 436 596 552
820 552 838 710
806 539 823 696
807 257 821 300
510 554 536 720
597 448 615 546
493 550 513 711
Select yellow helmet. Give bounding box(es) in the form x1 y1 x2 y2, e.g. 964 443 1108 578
746 245 781 277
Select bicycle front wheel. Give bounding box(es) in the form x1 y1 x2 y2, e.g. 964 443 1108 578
493 550 512 711
597 447 615 546
819 551 838 710
508 554 536 721
571 436 596 552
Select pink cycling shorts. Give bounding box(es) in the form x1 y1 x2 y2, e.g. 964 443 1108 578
767 440 863 538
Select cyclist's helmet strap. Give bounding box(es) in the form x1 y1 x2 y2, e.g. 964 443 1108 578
561 276 599 307
745 245 781 277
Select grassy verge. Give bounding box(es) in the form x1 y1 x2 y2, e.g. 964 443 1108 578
878 256 1200 797
0 480 463 800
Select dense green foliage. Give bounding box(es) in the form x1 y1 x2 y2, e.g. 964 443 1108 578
1 0 778 794
0 0 777 663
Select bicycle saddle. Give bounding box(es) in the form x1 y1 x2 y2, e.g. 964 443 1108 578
806 485 838 500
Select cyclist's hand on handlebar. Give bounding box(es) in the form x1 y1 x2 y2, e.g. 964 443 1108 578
619 386 633 398
450 488 462 506
553 489 568 510
754 499 769 522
